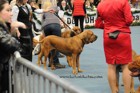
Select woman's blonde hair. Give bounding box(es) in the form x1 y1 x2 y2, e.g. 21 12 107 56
42 1 52 10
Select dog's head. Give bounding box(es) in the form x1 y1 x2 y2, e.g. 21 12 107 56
128 55 140 77
70 26 81 37
80 30 97 44
61 26 81 38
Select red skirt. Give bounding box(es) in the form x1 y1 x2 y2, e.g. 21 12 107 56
103 32 132 64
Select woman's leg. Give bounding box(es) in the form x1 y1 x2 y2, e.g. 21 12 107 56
73 16 79 27
121 64 132 93
107 64 118 93
79 16 85 31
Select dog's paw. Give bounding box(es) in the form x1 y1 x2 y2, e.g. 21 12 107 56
78 69 84 73
37 62 40 66
51 66 56 70
72 70 78 75
130 89 135 93
44 67 47 70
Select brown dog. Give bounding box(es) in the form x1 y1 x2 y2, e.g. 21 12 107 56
61 26 82 66
128 53 140 93
136 86 140 93
37 30 97 74
116 50 136 93
33 26 81 55
128 54 140 77
34 26 82 65
128 52 140 77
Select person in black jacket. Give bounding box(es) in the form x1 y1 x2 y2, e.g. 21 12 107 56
12 0 33 61
0 0 26 92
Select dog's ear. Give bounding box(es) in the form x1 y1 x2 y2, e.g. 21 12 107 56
82 30 96 44
72 26 78 31
82 34 90 44
135 55 140 66
70 31 76 37
85 38 90 44
72 26 81 34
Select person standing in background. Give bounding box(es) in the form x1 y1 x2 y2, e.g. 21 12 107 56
94 0 133 93
41 1 65 68
12 0 33 61
57 0 73 10
72 0 87 32
59 0 69 12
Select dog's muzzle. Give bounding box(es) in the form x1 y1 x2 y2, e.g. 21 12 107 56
91 35 98 43
95 35 98 41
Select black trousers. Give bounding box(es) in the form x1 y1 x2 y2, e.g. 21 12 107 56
73 16 85 32
18 28 33 62
19 36 32 61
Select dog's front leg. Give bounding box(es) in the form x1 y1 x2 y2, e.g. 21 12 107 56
66 56 73 67
72 54 78 75
37 51 43 66
43 55 47 69
77 55 84 73
130 78 135 93
43 50 50 70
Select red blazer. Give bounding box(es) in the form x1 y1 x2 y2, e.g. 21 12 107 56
95 0 133 33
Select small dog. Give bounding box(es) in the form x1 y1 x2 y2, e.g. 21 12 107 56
37 30 97 75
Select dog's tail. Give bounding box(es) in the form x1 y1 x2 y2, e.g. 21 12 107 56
32 37 45 55
33 36 45 44
32 43 41 55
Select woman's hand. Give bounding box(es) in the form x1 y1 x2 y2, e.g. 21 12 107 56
85 14 88 19
49 9 56 13
16 29 21 39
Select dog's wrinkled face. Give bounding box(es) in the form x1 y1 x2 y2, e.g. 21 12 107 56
128 55 140 77
82 30 97 44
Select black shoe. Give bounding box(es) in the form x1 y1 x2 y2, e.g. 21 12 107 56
48 63 65 68
55 64 66 68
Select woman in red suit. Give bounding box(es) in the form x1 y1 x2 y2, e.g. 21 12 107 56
95 0 133 93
